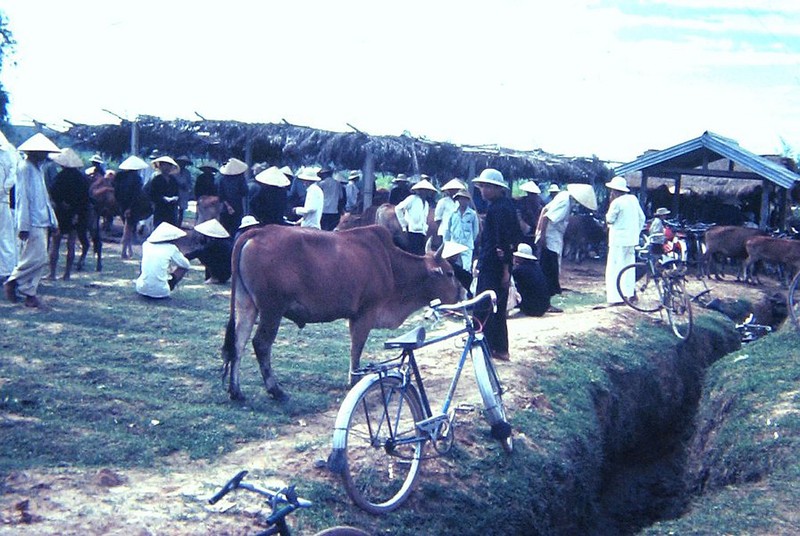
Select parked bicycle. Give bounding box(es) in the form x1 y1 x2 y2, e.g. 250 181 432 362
788 270 800 332
209 470 368 536
616 236 694 340
327 290 513 514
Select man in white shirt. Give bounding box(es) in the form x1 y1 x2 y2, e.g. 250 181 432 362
4 134 60 308
0 129 19 283
605 176 646 305
293 168 324 229
135 222 191 298
318 167 342 230
432 178 464 249
396 178 437 255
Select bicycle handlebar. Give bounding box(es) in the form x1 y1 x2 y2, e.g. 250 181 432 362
208 471 313 509
431 290 497 314
209 470 248 504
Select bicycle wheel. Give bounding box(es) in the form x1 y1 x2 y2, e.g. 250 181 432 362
665 277 693 340
314 527 371 536
617 262 663 313
472 341 513 454
340 376 425 514
788 271 800 331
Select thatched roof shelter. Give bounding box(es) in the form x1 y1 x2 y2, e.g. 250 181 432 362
60 116 611 187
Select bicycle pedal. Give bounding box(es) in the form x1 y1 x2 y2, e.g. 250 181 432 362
455 403 476 413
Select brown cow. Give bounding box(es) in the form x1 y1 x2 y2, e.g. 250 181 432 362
563 214 605 263
336 203 408 249
221 224 461 400
743 236 800 285
701 225 764 280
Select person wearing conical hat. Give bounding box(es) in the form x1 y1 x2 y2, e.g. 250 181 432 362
251 166 290 226
148 156 182 228
293 167 324 229
173 156 194 228
116 156 152 259
518 181 543 239
444 189 480 272
1 129 19 283
185 218 233 284
389 173 411 205
604 176 645 306
511 243 551 317
432 178 465 249
344 170 361 213
47 148 89 280
193 163 220 226
218 157 249 235
135 222 191 298
396 178 437 255
318 166 342 231
472 168 520 361
4 133 60 308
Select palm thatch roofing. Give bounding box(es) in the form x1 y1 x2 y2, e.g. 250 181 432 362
61 116 611 185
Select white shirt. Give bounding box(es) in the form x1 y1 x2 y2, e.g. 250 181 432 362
395 194 429 234
543 191 573 255
296 182 324 229
606 194 646 247
434 196 458 237
135 241 191 298
14 159 57 232
319 176 341 214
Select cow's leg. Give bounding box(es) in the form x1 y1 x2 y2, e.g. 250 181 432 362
348 315 375 386
121 219 132 259
64 231 76 280
252 314 285 400
48 230 62 279
222 286 259 401
76 228 89 271
94 224 103 272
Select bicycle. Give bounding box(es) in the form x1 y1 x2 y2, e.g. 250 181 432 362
208 470 368 536
788 270 800 331
327 290 513 515
616 236 694 340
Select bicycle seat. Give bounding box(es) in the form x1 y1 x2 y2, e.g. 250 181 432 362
384 326 426 349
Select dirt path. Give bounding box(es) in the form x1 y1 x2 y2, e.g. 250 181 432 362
0 254 781 535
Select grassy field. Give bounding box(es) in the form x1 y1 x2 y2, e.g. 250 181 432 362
2 247 799 534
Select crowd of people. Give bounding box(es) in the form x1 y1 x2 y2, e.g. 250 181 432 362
2 128 674 363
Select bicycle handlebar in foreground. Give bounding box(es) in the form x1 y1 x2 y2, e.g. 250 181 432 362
430 289 498 314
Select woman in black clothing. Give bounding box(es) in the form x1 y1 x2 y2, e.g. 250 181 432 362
116 155 151 259
186 218 233 284
148 156 181 227
250 166 290 225
48 148 89 280
218 158 249 235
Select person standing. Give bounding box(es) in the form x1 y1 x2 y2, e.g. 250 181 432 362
318 167 342 231
3 133 61 308
395 178 437 255
293 167 324 229
517 181 543 238
0 129 19 283
345 170 361 213
472 168 520 361
605 176 646 305
218 157 249 235
174 156 194 227
194 163 220 226
149 156 181 228
115 155 151 259
250 166 289 225
388 173 411 205
432 178 464 249
649 207 670 256
444 189 480 271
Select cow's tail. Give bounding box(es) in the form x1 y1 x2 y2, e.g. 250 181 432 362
221 229 255 383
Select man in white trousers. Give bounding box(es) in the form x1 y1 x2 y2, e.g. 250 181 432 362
604 176 645 305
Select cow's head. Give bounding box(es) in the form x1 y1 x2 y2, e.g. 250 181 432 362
422 243 461 305
334 213 359 231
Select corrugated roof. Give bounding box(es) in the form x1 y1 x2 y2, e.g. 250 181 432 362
614 131 800 189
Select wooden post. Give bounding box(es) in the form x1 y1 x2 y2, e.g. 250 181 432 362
363 148 375 209
131 120 139 155
759 179 770 230
639 172 649 213
410 141 420 177
672 174 682 217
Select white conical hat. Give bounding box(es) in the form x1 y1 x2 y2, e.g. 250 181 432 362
442 241 468 259
18 133 60 153
566 183 598 211
152 156 180 169
220 158 248 176
49 148 83 168
441 178 465 191
519 181 541 194
119 155 149 171
255 166 291 187
146 222 186 243
193 218 230 238
280 165 295 177
411 178 437 192
296 167 321 182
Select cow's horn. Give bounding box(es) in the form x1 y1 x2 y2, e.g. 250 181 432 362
433 242 444 261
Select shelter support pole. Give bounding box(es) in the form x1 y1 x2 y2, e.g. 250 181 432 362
759 179 770 230
639 172 649 214
131 121 139 155
778 186 788 231
467 160 476 196
672 174 682 217
363 148 375 209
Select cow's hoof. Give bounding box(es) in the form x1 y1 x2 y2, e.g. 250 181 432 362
229 391 246 402
269 388 288 402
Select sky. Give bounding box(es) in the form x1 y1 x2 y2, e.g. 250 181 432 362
2 0 800 164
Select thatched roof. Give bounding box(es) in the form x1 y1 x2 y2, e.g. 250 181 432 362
61 116 611 184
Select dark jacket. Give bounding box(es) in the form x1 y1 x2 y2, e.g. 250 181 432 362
512 260 550 316
186 238 233 283
250 184 288 226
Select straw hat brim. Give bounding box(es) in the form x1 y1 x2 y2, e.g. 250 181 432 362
220 158 248 176
411 179 438 192
119 155 149 171
18 133 60 153
442 241 468 259
194 219 230 239
566 183 598 211
49 148 83 168
147 223 186 243
441 179 466 191
256 167 291 187
519 181 541 194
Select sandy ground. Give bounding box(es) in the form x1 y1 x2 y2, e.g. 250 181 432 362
0 246 781 535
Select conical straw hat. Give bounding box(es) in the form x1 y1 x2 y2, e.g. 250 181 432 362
119 155 149 171
566 183 598 211
441 178 466 191
18 133 60 153
442 241 468 259
519 181 541 194
146 222 186 243
193 219 230 239
411 178 437 192
255 166 291 187
220 158 248 176
49 148 83 168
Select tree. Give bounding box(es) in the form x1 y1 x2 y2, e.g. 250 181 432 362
0 10 16 123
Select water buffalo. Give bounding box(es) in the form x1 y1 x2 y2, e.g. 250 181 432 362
702 225 764 280
221 224 461 400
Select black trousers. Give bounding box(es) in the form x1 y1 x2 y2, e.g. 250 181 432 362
540 248 561 297
406 232 426 256
476 263 509 355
